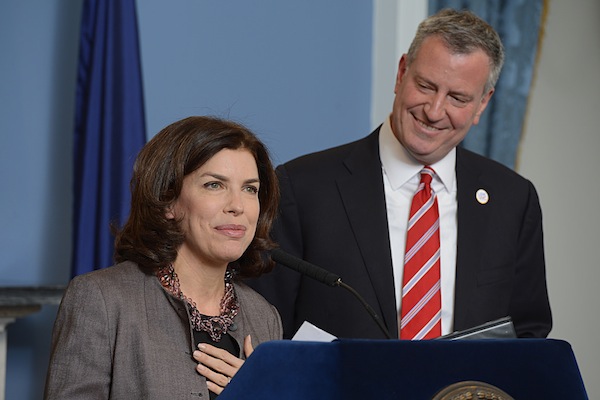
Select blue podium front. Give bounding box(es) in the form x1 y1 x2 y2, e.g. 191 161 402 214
219 339 588 399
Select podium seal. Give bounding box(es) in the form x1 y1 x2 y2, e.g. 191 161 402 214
432 380 514 400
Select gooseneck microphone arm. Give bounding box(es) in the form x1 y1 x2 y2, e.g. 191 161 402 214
335 280 392 340
270 248 393 340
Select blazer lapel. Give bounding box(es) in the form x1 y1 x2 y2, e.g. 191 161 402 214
453 148 494 331
336 129 398 335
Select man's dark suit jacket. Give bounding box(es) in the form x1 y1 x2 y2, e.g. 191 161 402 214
250 128 551 339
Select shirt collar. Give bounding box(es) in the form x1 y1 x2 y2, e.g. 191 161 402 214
378 115 456 193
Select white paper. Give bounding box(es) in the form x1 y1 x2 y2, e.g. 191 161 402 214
291 321 337 342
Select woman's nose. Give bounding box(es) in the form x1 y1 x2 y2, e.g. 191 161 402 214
225 191 244 215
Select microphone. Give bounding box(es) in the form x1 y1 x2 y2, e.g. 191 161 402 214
270 248 341 286
270 248 392 339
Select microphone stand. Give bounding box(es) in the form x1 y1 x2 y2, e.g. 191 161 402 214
335 280 392 340
270 248 393 340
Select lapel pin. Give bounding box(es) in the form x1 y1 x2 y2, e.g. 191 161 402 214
476 189 489 205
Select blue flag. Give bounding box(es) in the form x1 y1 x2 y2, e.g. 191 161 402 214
72 0 146 276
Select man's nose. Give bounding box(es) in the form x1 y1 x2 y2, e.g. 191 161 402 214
423 93 446 122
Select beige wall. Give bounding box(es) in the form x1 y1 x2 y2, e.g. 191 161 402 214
519 0 600 397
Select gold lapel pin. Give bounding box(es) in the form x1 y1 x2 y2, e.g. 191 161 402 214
476 189 489 205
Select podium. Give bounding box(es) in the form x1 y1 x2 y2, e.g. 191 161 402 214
219 339 588 399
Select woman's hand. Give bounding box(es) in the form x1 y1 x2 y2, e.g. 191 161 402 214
193 335 254 395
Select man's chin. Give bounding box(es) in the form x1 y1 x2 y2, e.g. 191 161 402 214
405 142 439 164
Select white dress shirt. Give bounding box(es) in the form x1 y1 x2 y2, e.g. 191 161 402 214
378 116 457 335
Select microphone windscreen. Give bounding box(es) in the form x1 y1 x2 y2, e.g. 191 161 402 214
270 248 340 287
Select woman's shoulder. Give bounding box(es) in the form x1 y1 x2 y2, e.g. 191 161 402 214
234 280 268 302
234 280 283 340
61 261 164 317
234 281 277 314
67 261 150 295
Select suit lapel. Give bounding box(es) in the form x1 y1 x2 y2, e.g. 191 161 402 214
336 129 398 336
453 148 494 331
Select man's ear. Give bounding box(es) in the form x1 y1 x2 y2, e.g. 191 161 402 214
394 54 409 95
473 87 495 125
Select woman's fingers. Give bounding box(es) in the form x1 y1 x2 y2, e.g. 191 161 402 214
193 337 255 394
243 335 254 358
195 363 231 395
193 341 250 395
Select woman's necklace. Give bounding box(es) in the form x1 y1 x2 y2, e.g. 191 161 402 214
157 265 239 341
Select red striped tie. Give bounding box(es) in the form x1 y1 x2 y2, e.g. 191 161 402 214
399 167 442 340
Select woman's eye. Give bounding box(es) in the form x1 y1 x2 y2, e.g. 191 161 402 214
204 182 223 190
244 185 259 194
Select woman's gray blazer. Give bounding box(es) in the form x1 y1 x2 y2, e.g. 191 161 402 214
44 261 283 399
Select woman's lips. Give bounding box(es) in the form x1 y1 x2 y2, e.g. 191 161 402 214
215 224 247 238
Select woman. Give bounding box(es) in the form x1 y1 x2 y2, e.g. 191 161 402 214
45 116 283 399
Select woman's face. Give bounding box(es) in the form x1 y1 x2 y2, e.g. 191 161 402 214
167 148 260 269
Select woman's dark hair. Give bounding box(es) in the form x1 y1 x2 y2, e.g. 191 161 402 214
114 116 279 279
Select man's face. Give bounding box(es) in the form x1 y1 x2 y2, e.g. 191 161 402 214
391 35 494 165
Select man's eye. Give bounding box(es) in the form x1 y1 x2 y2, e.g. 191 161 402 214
451 96 468 106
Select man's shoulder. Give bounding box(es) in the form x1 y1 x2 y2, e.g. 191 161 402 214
281 129 380 173
457 147 530 184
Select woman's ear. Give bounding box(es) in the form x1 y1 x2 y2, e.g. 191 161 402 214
165 204 176 220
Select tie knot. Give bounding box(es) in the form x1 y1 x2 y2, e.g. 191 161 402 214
420 167 435 185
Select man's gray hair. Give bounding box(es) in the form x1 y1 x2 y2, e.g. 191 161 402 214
406 8 505 93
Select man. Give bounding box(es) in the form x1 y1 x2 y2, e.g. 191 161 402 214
251 9 551 339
